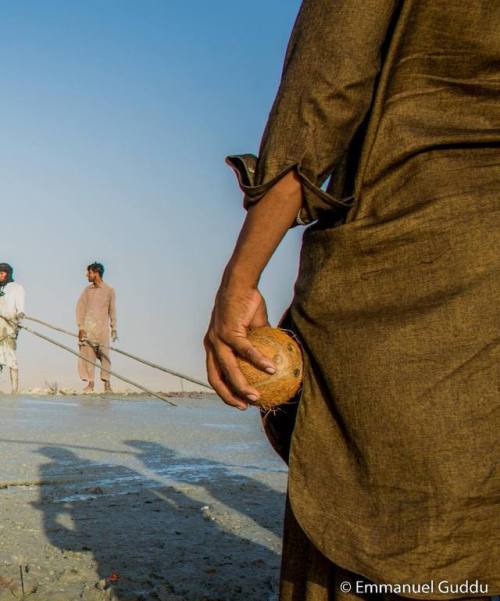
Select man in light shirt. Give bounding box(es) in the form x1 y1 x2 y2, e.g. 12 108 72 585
0 263 25 394
76 262 118 393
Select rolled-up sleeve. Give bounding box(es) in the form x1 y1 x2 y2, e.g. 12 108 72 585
227 0 399 224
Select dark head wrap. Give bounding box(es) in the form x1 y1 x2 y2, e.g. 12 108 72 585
0 263 14 284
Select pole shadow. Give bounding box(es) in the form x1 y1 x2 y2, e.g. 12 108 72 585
33 443 285 601
125 439 285 538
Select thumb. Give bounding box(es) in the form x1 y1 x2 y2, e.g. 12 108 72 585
231 336 276 374
249 299 269 329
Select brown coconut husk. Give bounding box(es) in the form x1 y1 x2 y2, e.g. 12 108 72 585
237 326 303 411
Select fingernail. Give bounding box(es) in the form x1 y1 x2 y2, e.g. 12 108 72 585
265 367 276 374
247 394 258 402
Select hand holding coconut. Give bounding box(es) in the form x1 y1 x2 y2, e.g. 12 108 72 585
205 171 303 410
237 327 303 410
205 287 302 410
205 283 276 410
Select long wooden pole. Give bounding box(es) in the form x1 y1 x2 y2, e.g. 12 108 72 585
25 315 212 390
18 323 178 407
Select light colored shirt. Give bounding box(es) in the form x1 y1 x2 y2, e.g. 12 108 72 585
76 282 117 344
0 282 25 320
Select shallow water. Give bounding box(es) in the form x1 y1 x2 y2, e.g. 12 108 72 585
0 394 286 487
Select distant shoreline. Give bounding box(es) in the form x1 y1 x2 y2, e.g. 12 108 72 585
0 389 217 399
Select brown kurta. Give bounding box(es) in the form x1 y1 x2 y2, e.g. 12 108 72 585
228 0 500 598
76 282 117 383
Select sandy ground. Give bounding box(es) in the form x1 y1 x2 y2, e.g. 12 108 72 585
0 394 287 601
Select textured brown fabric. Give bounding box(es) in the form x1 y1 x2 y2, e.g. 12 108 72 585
228 0 500 597
280 500 494 601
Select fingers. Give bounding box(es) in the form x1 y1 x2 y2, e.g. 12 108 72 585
204 288 275 409
229 336 275 375
216 342 264 400
205 326 275 407
206 347 248 410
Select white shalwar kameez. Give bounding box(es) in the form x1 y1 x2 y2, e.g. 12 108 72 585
0 282 25 370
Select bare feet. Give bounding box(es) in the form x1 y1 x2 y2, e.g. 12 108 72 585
103 381 113 393
82 382 94 394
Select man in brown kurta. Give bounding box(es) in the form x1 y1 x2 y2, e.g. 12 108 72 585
206 0 500 599
76 262 117 393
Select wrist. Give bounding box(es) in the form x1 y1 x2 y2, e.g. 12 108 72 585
222 261 260 290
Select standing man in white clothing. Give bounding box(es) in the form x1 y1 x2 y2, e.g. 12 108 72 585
0 263 25 393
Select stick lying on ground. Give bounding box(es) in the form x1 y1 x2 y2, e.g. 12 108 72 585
25 315 212 390
17 322 178 407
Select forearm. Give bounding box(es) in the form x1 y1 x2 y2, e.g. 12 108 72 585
110 306 117 331
224 171 302 287
15 289 25 316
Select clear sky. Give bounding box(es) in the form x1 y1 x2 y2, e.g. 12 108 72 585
0 0 303 391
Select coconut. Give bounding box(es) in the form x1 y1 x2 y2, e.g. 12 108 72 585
237 326 303 410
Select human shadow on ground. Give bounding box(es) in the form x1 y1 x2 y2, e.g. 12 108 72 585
34 443 285 601
125 439 285 538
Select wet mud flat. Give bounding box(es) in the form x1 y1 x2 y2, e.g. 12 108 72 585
0 395 287 601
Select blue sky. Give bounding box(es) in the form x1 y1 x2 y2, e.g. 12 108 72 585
0 1 303 391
